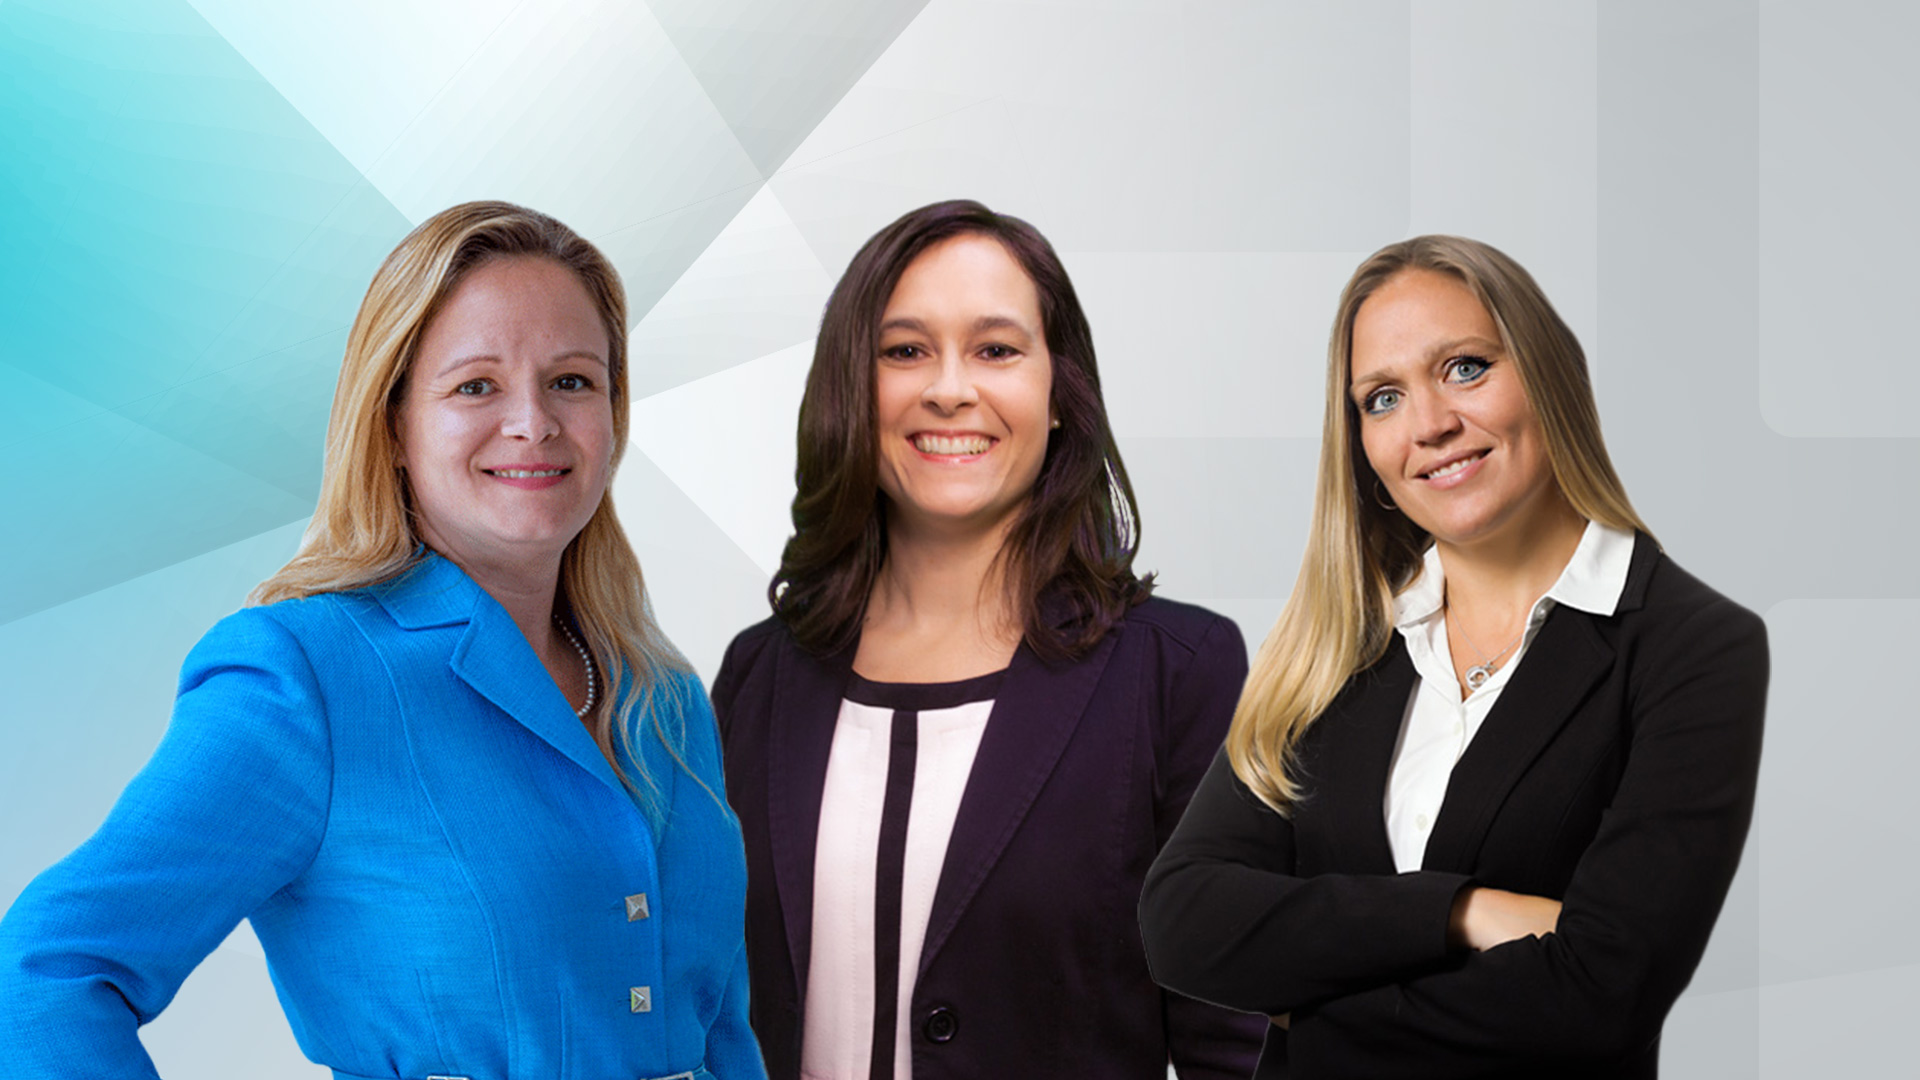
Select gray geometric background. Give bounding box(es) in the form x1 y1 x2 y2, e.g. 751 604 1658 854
1 1 1911 1075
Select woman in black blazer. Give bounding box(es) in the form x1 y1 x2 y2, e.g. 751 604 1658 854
1139 236 1767 1078
712 200 1265 1079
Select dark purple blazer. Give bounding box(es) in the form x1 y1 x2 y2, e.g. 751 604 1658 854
1140 536 1768 1079
712 596 1267 1079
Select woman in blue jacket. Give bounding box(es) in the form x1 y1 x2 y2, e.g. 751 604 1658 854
0 202 765 1080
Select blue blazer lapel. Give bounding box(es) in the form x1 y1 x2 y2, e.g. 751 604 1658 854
917 628 1119 975
375 553 629 803
767 635 853 996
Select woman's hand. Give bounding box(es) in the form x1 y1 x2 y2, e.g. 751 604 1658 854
1270 1013 1290 1030
1448 886 1562 951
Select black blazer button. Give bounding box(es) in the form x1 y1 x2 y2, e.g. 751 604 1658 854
923 1006 958 1043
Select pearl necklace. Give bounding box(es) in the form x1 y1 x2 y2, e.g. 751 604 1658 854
554 615 598 718
1447 603 1527 693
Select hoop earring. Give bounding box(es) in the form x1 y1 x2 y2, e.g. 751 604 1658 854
1372 479 1399 512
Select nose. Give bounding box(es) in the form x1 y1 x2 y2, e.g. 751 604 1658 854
1408 386 1461 446
500 384 560 441
920 351 977 413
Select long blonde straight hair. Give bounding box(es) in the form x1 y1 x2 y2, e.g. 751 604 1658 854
254 201 694 818
1227 236 1651 814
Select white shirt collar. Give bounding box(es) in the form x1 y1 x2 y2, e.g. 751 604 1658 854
1392 520 1636 630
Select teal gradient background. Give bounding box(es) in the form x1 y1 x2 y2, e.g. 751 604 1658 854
3 1 1914 1074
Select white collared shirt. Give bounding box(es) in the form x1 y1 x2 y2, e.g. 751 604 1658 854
1382 520 1636 873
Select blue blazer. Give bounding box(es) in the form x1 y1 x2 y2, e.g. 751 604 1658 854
0 553 765 1080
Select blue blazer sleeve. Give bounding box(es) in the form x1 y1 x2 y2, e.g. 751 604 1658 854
0 607 331 1077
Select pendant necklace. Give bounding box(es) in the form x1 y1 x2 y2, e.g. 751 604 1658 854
1447 602 1526 692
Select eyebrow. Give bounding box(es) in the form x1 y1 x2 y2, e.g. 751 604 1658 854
431 349 609 377
1422 335 1503 362
877 314 1038 338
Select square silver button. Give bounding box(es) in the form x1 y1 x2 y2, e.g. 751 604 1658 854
630 985 652 1013
625 892 650 921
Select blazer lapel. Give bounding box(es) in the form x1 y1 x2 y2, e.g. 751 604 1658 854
1421 604 1615 873
767 634 854 995
1311 645 1415 875
376 553 629 803
916 627 1119 974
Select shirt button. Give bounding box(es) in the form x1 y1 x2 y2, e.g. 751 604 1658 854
625 892 650 921
630 986 652 1013
1415 812 1431 831
923 1006 958 1043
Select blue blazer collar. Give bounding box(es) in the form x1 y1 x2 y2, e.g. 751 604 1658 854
369 552 631 802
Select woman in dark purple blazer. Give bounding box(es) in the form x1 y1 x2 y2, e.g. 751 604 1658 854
711 200 1265 1080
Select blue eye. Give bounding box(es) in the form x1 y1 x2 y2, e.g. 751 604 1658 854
1447 357 1490 383
1363 388 1401 416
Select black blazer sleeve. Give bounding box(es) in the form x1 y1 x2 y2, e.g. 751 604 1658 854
1141 751 1473 1015
1150 614 1274 1079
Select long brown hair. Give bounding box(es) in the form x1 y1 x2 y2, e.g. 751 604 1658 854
1228 235 1651 813
253 201 695 819
772 199 1151 660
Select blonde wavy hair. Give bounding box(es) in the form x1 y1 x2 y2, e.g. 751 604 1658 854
254 201 694 816
1227 235 1651 814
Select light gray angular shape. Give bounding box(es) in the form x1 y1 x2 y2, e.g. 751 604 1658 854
1758 600 1920 982
608 445 780 687
645 0 934 176
1118 436 1321 603
628 344 813 580
771 0 1411 264
1758 0 1920 437
1759 963 1919 1076
627 187 834 396
1068 251 1361 440
595 184 765 328
1408 1 1599 360
625 892 651 921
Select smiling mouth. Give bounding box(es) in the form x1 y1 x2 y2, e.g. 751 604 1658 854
485 468 569 479
912 433 994 456
1420 450 1488 480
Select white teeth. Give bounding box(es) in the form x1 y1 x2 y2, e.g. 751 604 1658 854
913 434 993 456
1424 453 1484 480
491 469 565 478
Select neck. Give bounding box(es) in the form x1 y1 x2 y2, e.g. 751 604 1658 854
867 510 1019 643
433 543 565 653
1433 495 1589 622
